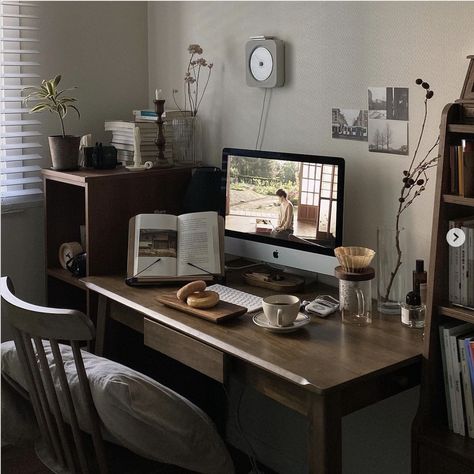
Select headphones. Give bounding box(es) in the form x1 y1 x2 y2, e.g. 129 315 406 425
66 252 87 278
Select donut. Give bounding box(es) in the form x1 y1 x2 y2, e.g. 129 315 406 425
186 291 220 309
177 280 207 301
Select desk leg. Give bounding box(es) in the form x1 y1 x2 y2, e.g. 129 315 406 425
308 393 342 474
95 295 109 357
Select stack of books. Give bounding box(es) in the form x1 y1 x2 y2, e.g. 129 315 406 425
105 121 173 165
440 321 474 438
449 139 474 196
449 216 474 309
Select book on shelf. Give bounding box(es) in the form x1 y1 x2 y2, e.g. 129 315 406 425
439 323 455 431
458 333 474 438
449 216 474 309
449 140 474 197
469 339 474 395
110 141 172 154
132 109 189 122
106 120 157 131
440 321 474 436
127 211 224 285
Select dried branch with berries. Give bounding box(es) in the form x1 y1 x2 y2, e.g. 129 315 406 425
384 79 440 301
172 44 214 117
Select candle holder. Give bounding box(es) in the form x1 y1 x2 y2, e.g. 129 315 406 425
153 99 173 168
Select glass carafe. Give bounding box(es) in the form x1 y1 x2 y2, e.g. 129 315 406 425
336 267 375 326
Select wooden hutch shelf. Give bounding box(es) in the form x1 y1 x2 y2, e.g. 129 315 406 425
47 267 87 290
439 305 474 324
43 166 193 318
447 124 474 134
443 194 474 207
412 56 474 473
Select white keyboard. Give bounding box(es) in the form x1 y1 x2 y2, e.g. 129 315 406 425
207 284 262 313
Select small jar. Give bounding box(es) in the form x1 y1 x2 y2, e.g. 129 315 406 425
401 291 425 328
335 266 375 326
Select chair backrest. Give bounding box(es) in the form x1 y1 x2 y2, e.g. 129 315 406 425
1 276 108 474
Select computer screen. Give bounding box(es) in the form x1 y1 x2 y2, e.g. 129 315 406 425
221 148 344 274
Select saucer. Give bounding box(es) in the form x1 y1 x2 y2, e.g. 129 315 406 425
252 312 311 333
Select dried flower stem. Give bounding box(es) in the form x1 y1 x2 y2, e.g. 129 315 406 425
383 82 439 302
172 45 213 117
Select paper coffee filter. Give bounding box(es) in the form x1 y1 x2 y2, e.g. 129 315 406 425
334 246 375 273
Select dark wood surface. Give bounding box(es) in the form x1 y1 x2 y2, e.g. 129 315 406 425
84 268 423 474
42 165 194 184
144 318 226 383
443 193 474 207
447 123 474 134
83 272 423 395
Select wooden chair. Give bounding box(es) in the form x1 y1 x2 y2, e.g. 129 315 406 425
1 276 108 474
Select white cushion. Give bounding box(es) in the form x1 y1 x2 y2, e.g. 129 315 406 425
1 340 234 474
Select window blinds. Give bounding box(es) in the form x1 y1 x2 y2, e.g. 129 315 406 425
1 1 42 207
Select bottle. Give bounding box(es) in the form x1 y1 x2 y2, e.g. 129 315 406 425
401 291 425 328
413 259 428 304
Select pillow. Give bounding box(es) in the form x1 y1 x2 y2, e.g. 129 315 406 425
1 341 234 474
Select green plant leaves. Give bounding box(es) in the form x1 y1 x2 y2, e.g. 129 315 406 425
52 75 61 87
68 104 80 119
29 103 50 113
23 75 80 134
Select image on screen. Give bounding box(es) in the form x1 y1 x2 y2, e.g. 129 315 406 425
225 155 340 249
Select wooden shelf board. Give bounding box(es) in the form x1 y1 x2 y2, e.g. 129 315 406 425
439 304 474 324
41 164 194 185
448 124 474 134
47 267 87 290
417 424 474 464
443 194 474 207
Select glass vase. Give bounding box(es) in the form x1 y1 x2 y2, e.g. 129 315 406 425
377 226 409 314
170 115 202 165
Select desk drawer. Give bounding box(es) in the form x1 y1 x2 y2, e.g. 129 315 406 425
144 319 225 383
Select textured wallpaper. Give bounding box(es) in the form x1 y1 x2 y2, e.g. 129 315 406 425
148 1 474 279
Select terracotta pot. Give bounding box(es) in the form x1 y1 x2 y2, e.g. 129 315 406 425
48 135 81 170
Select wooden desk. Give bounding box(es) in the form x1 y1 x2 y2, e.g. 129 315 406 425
83 273 423 474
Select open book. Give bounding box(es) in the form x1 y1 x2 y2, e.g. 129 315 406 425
127 211 224 285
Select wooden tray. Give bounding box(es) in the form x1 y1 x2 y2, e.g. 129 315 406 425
156 292 247 323
242 270 305 292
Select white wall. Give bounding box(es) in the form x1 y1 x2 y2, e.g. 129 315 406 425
148 1 474 274
1 1 149 339
147 3 473 473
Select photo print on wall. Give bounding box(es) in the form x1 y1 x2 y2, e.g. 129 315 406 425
368 87 409 120
332 108 368 141
368 119 409 155
368 86 409 155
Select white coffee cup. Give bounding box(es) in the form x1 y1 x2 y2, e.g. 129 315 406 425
262 294 301 327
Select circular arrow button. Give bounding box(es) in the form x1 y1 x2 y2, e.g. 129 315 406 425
446 228 466 248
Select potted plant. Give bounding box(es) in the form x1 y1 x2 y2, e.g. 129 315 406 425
24 75 81 170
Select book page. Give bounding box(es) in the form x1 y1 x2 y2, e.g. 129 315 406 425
133 214 178 277
177 212 221 276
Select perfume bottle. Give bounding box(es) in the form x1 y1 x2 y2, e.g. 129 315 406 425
401 291 425 328
413 259 427 304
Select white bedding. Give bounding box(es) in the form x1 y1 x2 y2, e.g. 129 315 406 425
1 341 234 474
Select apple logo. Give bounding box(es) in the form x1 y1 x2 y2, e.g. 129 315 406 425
273 250 279 259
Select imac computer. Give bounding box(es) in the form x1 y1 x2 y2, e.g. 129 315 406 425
221 148 345 277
